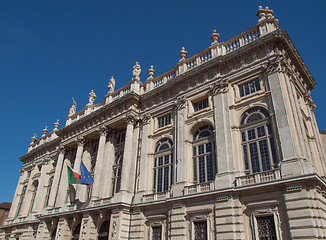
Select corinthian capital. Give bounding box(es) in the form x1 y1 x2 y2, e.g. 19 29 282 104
98 125 109 137
210 80 229 95
174 96 187 110
76 136 85 146
125 113 136 124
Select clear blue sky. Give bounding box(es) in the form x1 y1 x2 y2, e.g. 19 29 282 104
0 1 325 203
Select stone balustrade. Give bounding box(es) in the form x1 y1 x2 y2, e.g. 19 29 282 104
91 197 112 207
235 169 281 187
184 181 215 195
143 191 171 202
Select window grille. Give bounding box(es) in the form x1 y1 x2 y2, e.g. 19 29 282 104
256 215 277 240
194 221 207 240
194 98 209 112
152 226 162 240
158 114 171 128
239 78 261 97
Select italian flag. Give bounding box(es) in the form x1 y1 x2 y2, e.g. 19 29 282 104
67 165 81 184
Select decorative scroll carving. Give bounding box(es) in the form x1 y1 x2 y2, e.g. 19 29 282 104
174 96 187 110
210 80 229 95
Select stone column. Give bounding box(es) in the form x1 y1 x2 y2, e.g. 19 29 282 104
211 81 235 189
32 157 52 212
135 114 151 202
119 114 136 195
173 96 187 197
48 146 65 208
92 126 108 200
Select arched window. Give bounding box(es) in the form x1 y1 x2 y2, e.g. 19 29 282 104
72 223 81 240
15 185 27 217
153 138 173 192
44 176 53 208
28 180 38 214
51 227 57 240
240 107 277 173
193 125 216 183
97 220 110 240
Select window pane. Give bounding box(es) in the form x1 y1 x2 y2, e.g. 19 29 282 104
206 154 214 181
157 168 163 192
257 126 266 137
243 145 249 170
249 142 260 173
248 129 256 140
259 139 271 171
198 145 205 155
198 156 206 183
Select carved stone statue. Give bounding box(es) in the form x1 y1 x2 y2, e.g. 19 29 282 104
108 76 116 94
87 90 97 106
68 97 77 116
132 62 141 80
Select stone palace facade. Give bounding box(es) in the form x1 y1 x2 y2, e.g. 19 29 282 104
1 6 326 240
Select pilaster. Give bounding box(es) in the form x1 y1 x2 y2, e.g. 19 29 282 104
92 126 109 200
211 80 235 189
172 96 187 197
110 208 131 240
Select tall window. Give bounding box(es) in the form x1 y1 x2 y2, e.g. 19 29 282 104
28 180 38 214
44 177 53 208
15 185 27 217
98 220 110 240
112 130 125 196
193 125 216 183
240 107 277 173
153 138 173 192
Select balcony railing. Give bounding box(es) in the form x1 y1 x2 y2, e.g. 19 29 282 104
143 191 171 202
92 197 112 207
184 181 215 195
235 169 281 187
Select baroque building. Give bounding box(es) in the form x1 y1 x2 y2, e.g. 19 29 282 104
1 6 326 240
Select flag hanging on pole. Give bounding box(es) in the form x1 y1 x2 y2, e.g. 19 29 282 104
67 165 81 184
80 161 94 185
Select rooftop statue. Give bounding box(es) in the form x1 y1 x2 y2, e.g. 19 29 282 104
87 90 97 106
108 76 116 94
68 97 77 116
132 62 141 80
